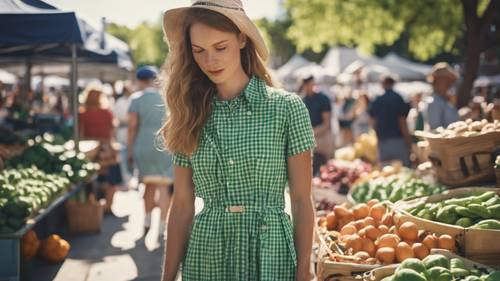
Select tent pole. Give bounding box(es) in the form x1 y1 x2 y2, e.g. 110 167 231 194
70 44 79 152
22 58 32 102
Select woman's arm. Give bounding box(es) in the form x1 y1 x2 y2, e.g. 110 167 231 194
313 111 331 137
288 150 314 281
127 112 138 167
161 165 196 281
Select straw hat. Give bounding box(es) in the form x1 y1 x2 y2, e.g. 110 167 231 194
163 0 269 61
427 62 459 83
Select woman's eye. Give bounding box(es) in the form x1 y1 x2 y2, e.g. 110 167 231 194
216 47 226 52
193 49 204 54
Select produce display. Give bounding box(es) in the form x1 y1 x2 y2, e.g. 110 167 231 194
317 201 456 265
351 175 444 204
427 119 500 138
0 167 70 233
375 254 498 281
408 191 500 230
0 127 27 145
6 135 99 183
313 159 372 194
334 132 378 163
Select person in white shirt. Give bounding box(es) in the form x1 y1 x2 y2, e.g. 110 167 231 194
112 80 134 185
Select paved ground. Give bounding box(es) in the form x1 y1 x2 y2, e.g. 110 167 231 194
24 185 309 281
25 187 177 281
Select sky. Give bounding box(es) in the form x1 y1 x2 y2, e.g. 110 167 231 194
44 0 283 29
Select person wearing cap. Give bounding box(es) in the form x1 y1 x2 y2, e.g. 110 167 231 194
425 62 460 130
160 1 316 280
368 75 412 167
299 75 333 174
128 66 173 238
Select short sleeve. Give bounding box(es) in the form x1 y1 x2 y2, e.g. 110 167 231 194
173 152 192 168
426 101 442 130
399 102 410 118
285 94 316 157
321 95 332 113
443 105 459 127
128 98 138 113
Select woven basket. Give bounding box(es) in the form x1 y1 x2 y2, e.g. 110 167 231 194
417 131 500 186
66 200 103 234
496 168 500 187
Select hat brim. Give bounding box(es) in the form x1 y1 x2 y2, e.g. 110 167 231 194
163 6 269 61
426 72 459 83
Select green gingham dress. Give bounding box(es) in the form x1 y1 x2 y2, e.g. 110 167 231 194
173 76 316 281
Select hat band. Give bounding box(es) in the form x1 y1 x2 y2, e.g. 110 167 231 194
192 1 245 12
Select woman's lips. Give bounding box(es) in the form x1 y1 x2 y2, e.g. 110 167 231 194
208 69 224 76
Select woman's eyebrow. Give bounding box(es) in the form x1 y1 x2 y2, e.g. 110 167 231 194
192 40 228 48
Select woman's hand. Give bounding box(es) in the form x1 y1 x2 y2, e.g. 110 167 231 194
295 269 313 281
127 153 134 173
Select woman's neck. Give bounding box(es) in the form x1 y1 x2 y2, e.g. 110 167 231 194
216 68 250 101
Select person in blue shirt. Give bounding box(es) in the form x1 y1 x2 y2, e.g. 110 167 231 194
128 66 173 238
300 76 333 173
369 75 412 167
424 62 460 130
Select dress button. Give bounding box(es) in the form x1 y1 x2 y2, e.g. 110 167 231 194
229 159 235 165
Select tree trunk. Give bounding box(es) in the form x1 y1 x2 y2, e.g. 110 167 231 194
457 0 499 109
456 32 480 109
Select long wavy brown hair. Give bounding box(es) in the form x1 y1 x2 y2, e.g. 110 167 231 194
160 9 274 156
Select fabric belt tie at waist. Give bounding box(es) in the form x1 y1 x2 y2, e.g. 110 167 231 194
203 204 285 214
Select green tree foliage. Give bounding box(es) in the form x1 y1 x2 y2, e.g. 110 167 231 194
285 0 498 107
107 19 168 67
285 0 463 61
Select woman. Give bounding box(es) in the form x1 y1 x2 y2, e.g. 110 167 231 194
299 76 333 175
351 93 371 138
127 66 173 238
160 1 316 280
79 85 121 213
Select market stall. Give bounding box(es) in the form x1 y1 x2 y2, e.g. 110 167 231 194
312 120 500 280
0 133 100 281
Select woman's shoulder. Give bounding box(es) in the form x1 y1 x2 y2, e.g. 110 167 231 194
265 85 303 107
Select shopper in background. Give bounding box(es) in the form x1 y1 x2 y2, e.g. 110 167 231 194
113 80 134 187
425 62 460 130
351 93 371 138
369 75 412 167
128 66 173 238
79 85 122 213
300 75 333 174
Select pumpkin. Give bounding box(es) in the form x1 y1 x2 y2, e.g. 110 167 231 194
40 234 71 263
21 230 40 261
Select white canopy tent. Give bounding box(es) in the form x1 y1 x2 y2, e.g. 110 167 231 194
338 56 432 83
276 54 311 81
321 47 372 75
474 74 500 87
383 53 432 78
0 69 16 84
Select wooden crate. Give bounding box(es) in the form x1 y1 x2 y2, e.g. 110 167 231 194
418 131 500 186
394 187 500 266
363 249 494 281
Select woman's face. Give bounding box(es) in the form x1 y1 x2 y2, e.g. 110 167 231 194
190 22 246 85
